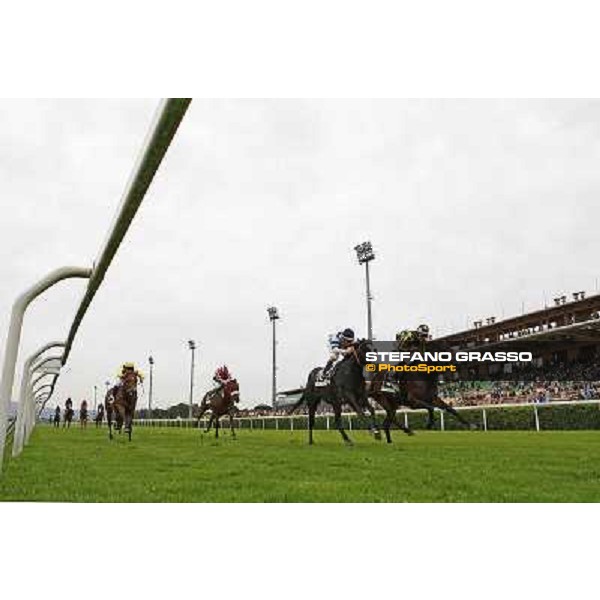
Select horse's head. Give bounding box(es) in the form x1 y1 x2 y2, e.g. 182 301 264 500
353 338 375 365
225 379 240 403
121 370 138 391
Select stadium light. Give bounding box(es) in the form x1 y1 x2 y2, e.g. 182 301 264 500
148 355 154 417
267 307 280 407
187 341 196 420
354 241 375 340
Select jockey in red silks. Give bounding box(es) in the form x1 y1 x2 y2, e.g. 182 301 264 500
213 365 233 392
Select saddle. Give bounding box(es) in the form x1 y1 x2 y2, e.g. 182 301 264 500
316 363 341 387
315 370 329 387
381 379 400 393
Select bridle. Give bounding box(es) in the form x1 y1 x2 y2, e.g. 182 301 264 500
350 340 371 366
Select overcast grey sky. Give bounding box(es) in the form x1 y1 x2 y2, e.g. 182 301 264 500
2 99 600 408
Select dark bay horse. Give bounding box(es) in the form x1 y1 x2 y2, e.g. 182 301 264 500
94 403 105 428
63 404 74 428
196 379 240 439
80 401 88 428
369 370 474 442
290 339 382 445
107 371 138 442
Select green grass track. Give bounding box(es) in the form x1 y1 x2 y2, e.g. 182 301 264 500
1 425 598 502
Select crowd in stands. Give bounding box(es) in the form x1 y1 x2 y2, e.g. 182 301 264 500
440 357 600 406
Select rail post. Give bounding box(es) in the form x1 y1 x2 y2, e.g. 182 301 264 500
25 354 63 443
482 408 488 431
0 267 90 472
440 409 445 431
533 403 540 432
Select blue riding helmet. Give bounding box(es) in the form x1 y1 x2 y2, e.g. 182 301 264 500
341 328 355 341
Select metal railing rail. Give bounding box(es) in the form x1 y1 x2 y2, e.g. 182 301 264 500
0 267 91 471
62 98 192 365
131 398 600 433
0 99 191 474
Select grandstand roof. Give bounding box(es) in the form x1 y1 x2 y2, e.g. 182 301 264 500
436 292 600 347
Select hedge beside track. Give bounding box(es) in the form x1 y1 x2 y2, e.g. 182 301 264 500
134 401 600 431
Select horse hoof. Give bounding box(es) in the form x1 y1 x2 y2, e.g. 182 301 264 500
405 429 415 436
344 439 354 447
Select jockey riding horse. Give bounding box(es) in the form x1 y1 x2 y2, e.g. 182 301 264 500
94 403 105 428
80 400 88 428
291 333 382 445
197 365 241 438
63 397 74 428
107 363 143 442
368 324 473 441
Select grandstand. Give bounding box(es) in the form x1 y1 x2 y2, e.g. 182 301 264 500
433 291 600 406
274 387 303 410
436 290 600 349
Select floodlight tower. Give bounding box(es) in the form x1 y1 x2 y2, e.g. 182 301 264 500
267 307 280 407
148 355 154 418
354 241 375 340
187 340 196 419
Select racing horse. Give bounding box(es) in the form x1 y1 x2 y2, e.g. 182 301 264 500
290 339 382 445
369 370 474 442
63 403 74 428
94 403 105 428
196 379 240 439
369 327 474 439
107 370 138 441
79 401 89 428
104 388 123 435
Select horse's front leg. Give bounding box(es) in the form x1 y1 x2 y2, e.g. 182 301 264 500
214 417 220 439
107 408 113 440
426 407 435 429
364 397 382 440
228 411 236 438
332 402 352 446
347 391 381 440
381 406 393 443
196 405 207 429
125 412 133 442
307 402 316 445
205 413 214 433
